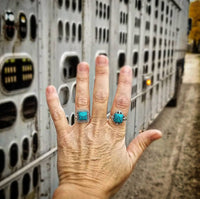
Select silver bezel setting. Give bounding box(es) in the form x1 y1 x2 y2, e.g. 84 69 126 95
75 110 90 123
110 110 127 125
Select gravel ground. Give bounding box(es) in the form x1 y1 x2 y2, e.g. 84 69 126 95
113 54 200 199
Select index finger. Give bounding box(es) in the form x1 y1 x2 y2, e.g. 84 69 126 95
46 85 69 134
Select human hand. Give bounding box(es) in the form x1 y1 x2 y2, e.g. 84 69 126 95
46 55 162 199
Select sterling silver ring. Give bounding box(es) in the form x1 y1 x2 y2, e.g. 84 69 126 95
75 110 90 123
110 110 127 125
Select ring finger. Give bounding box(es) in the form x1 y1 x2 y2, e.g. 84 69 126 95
109 66 132 129
75 62 90 124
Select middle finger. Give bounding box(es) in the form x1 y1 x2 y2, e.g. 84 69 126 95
92 55 109 120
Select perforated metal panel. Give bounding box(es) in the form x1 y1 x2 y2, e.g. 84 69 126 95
0 0 40 188
0 0 189 198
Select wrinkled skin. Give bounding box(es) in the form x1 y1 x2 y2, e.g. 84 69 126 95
46 55 162 199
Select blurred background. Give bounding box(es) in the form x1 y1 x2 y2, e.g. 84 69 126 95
114 1 200 198
188 0 200 53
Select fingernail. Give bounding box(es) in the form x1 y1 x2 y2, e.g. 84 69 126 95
96 55 108 65
46 86 55 94
151 130 162 141
78 62 89 72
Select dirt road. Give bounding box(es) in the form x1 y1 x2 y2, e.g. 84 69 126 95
113 54 200 199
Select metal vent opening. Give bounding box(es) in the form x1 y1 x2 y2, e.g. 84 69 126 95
22 173 30 195
118 53 126 68
33 166 39 187
32 133 38 154
22 138 29 160
62 55 80 80
0 102 17 129
1 57 34 92
22 96 37 119
0 149 5 173
10 143 18 167
10 181 19 199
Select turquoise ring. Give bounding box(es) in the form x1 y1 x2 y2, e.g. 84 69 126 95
111 111 127 124
75 110 90 123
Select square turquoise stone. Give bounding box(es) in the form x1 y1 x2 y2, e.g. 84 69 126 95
78 111 88 121
113 113 124 124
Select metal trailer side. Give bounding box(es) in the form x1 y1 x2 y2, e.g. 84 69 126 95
0 0 189 198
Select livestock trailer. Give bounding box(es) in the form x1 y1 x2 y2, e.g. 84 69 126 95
0 0 189 198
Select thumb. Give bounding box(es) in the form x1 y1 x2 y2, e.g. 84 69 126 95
127 129 162 163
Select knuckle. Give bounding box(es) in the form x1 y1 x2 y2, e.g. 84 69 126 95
94 90 108 103
95 67 108 76
76 76 88 82
76 97 89 106
51 106 64 122
138 136 149 151
47 94 58 104
116 96 130 109
119 77 132 85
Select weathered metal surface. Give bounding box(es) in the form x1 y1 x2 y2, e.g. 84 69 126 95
0 0 189 198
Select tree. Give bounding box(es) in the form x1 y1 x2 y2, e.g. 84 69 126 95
188 0 200 53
